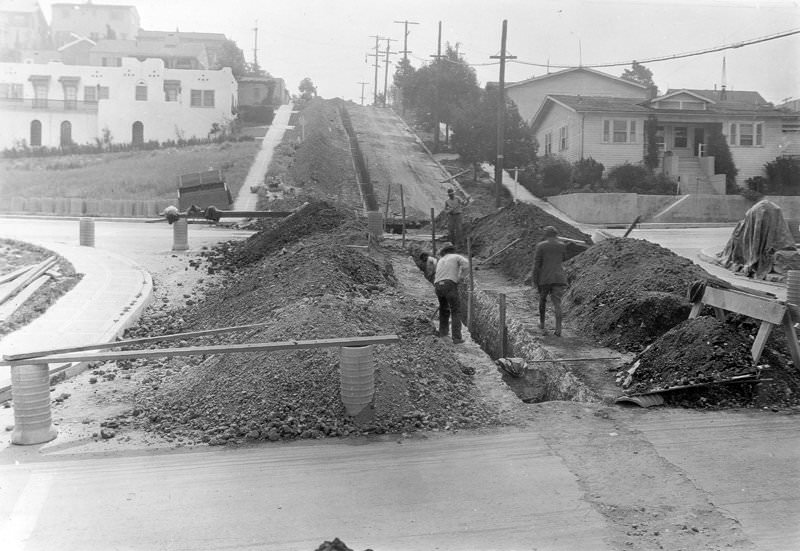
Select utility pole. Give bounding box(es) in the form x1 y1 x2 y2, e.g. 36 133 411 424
252 21 259 72
358 81 369 106
393 19 418 115
490 20 516 208
393 19 419 63
368 35 383 105
430 21 444 152
382 38 397 107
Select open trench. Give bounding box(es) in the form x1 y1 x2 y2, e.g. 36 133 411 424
459 269 626 405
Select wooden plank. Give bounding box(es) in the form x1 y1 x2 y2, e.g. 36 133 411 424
0 274 50 321
782 312 800 370
3 322 274 361
0 264 35 285
751 320 774 364
0 256 56 305
701 286 786 325
0 335 400 366
688 303 702 319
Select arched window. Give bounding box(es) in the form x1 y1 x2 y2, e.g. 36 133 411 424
132 121 144 146
30 120 42 146
59 120 72 147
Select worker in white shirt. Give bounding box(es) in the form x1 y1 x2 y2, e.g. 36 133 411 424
433 242 470 344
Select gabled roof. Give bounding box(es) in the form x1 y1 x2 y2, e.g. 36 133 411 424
57 34 97 51
547 94 651 113
665 88 770 109
506 66 648 91
652 89 716 104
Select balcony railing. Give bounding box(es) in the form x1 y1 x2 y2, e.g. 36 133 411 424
0 97 99 113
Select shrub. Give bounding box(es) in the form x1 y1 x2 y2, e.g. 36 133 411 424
705 124 738 193
764 157 800 195
607 162 649 192
532 156 572 197
571 157 604 189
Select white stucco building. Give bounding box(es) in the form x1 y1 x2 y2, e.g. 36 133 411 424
0 57 237 149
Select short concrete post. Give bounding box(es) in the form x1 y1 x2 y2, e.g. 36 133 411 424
366 211 383 241
787 270 800 322
11 363 58 445
172 218 189 251
79 217 95 247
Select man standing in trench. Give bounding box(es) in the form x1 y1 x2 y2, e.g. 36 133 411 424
531 226 567 337
434 242 470 344
444 188 468 249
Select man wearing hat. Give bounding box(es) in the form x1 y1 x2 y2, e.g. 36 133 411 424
433 242 470 343
444 188 467 249
532 226 567 336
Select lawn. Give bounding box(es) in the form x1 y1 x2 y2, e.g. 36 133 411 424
0 141 258 201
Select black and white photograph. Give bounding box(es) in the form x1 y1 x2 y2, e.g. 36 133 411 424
0 0 799 549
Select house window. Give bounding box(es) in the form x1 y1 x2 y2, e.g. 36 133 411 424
164 80 181 102
559 125 568 151
603 119 637 144
84 86 97 102
190 89 215 107
135 85 148 101
33 83 48 108
544 132 552 155
673 127 688 148
30 120 42 146
98 86 110 100
728 122 764 146
0 83 23 100
63 85 78 109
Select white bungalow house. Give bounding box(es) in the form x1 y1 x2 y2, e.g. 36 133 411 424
0 56 237 149
530 88 790 191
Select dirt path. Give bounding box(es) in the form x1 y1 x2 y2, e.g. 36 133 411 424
347 106 452 219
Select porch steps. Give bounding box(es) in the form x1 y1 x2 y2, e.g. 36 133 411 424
677 157 718 195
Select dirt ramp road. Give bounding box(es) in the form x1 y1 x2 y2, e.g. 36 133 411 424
346 106 451 219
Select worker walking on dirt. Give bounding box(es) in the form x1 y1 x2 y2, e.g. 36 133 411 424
444 188 468 249
531 226 567 337
433 242 470 344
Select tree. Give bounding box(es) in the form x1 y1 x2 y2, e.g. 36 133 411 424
451 88 536 176
215 39 247 79
404 44 481 151
298 78 317 100
621 61 658 97
643 115 660 170
393 58 416 113
705 123 738 193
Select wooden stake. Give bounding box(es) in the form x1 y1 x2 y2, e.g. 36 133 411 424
499 293 507 358
430 207 436 256
400 184 406 249
467 237 474 329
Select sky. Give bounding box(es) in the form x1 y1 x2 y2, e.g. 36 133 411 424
35 0 800 104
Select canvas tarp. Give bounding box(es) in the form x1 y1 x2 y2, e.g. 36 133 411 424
718 199 797 279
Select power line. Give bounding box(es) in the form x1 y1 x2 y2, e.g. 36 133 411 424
512 28 800 70
408 27 799 71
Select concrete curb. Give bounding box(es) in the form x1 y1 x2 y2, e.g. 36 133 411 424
0 249 154 403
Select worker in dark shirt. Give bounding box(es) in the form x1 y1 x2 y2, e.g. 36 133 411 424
444 188 467 249
531 226 567 336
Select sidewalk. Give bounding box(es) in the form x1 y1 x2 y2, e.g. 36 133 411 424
0 238 153 402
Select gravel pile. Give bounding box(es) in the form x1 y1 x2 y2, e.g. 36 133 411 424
111 202 502 445
564 237 710 352
467 201 592 281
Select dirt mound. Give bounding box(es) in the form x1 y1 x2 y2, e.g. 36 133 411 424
114 227 501 445
622 316 800 409
564 237 710 351
206 200 360 269
467 202 592 280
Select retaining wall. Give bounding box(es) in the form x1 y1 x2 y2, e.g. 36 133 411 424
548 193 800 225
0 197 171 218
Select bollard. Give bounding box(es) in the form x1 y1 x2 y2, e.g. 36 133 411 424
11 363 58 445
79 217 95 247
172 217 189 251
340 345 375 416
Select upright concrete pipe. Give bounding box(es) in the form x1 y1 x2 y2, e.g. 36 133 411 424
79 217 95 247
172 218 189 251
340 345 375 415
787 270 800 321
10 364 58 445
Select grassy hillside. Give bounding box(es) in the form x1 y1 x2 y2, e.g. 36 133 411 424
0 141 257 201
